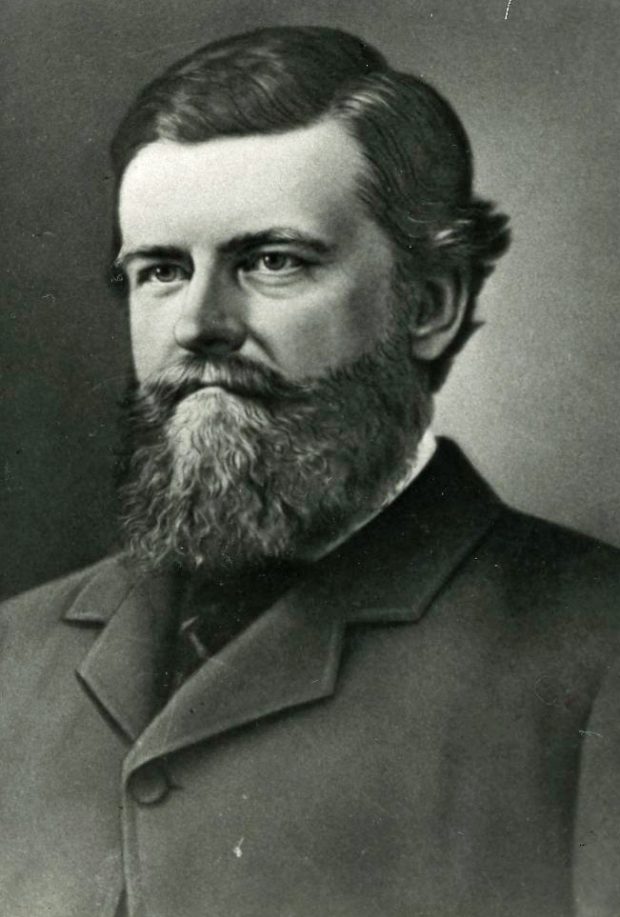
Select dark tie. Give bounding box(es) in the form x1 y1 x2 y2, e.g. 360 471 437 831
165 564 305 696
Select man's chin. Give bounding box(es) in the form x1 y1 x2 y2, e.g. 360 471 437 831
176 385 242 407
181 385 237 400
171 386 255 429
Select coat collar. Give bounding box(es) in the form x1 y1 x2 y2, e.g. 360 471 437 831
64 438 502 769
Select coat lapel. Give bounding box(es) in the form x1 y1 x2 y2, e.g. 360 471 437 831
65 563 178 741
63 439 502 768
124 580 346 774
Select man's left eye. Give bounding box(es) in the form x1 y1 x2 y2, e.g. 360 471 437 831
243 253 305 275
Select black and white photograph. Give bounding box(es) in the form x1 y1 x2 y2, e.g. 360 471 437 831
1 2 619 915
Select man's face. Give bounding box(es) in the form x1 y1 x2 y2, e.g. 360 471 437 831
118 119 396 384
116 120 431 576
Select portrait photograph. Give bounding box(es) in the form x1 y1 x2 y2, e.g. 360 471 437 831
1 1 619 915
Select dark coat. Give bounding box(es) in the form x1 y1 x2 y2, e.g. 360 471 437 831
1 439 619 917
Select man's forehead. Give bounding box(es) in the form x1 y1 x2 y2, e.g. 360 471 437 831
117 119 371 248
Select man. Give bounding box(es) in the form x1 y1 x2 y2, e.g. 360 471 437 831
1 25 618 917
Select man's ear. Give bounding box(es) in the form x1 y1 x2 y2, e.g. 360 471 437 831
408 272 470 362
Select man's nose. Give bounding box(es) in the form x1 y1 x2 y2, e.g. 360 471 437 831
173 270 247 357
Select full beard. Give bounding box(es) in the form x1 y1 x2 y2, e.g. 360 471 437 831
117 328 432 579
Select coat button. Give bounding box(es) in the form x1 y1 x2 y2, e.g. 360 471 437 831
128 762 170 805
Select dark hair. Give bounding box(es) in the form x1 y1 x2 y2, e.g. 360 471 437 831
111 26 510 390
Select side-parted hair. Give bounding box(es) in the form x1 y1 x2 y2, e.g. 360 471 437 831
111 26 510 390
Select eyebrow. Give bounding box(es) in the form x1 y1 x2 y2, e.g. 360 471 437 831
114 228 334 271
113 245 187 272
219 228 334 257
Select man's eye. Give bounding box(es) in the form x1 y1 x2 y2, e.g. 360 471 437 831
242 252 305 275
139 264 187 284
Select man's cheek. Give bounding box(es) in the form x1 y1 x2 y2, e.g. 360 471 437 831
131 324 169 379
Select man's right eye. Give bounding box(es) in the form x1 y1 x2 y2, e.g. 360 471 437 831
137 264 188 285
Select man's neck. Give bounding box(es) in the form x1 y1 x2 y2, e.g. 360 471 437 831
299 428 437 562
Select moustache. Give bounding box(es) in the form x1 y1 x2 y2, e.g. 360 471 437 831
138 356 309 412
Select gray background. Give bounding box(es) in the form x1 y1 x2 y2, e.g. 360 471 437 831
1 0 618 600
